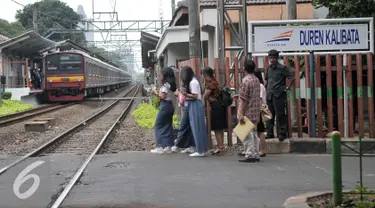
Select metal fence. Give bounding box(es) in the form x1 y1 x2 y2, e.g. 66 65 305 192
2 58 29 89
331 131 375 206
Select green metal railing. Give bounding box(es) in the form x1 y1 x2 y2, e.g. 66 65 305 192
331 131 375 206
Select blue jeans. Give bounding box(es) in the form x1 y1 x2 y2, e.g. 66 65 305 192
188 100 208 153
175 105 195 148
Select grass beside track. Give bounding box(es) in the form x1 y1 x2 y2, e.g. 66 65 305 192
0 100 35 116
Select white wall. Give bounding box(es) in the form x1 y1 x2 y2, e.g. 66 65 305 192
167 43 189 67
5 88 30 100
201 9 218 59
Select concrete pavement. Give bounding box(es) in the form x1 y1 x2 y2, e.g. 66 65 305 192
1 153 374 208
61 153 375 208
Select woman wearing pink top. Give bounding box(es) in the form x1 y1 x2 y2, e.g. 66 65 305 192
254 69 267 157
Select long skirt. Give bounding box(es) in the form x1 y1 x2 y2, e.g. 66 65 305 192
188 99 208 153
154 100 175 148
210 101 227 130
175 105 195 148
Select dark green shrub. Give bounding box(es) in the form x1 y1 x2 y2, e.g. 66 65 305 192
1 92 12 100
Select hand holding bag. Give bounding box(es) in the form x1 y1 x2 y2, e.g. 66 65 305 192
178 92 186 106
261 105 272 122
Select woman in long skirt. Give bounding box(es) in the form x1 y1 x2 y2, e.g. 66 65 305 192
180 66 208 157
150 67 177 155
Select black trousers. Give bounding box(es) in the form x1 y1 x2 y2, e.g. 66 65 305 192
266 92 287 137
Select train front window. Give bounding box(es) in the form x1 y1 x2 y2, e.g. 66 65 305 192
46 54 83 74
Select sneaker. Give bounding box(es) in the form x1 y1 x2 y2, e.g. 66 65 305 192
171 146 179 153
237 152 246 156
239 157 260 163
164 147 172 154
189 152 205 157
150 147 164 155
181 147 195 154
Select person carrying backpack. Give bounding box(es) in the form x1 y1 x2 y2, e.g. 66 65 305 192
202 67 230 155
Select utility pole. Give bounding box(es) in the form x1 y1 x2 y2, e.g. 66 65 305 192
217 0 225 85
171 0 176 16
33 8 38 31
286 0 297 19
286 0 297 127
188 0 202 59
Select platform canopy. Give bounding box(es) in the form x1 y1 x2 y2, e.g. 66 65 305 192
0 31 56 57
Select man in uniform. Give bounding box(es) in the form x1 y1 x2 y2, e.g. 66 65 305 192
264 49 295 141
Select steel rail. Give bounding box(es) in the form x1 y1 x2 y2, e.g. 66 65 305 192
0 85 138 175
0 103 75 127
50 84 141 208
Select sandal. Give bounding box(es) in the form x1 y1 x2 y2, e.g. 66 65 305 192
260 152 267 157
212 147 226 155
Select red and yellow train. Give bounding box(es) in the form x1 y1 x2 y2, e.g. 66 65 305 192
41 50 132 102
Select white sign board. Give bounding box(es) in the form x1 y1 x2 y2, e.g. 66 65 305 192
253 24 369 52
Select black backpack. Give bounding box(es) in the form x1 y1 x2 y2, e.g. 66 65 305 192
220 86 233 107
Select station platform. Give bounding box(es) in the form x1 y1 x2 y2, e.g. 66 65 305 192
1 152 374 208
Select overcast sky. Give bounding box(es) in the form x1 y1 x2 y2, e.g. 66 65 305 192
1 0 182 70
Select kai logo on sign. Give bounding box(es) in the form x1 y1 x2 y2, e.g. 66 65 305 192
265 30 293 48
253 24 369 52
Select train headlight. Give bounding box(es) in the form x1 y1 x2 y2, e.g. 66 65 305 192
49 80 53 82
78 78 81 81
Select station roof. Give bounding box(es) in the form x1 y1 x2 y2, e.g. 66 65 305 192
0 31 56 57
141 32 160 68
140 32 160 46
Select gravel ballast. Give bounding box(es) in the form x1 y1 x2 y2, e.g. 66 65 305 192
100 90 156 153
0 101 113 155
0 85 132 156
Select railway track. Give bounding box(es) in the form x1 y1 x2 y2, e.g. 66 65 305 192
0 84 141 207
0 103 75 127
48 84 140 208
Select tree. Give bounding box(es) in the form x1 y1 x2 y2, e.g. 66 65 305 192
312 0 375 18
86 45 128 71
15 0 85 44
0 19 26 38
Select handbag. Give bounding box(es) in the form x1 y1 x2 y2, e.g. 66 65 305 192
261 105 272 122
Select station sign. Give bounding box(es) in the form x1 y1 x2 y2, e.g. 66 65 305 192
253 24 369 52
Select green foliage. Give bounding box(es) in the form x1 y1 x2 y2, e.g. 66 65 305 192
0 19 26 38
349 185 375 208
0 100 34 116
312 0 375 19
86 45 128 70
151 94 160 108
15 0 85 44
1 92 12 100
131 103 180 130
